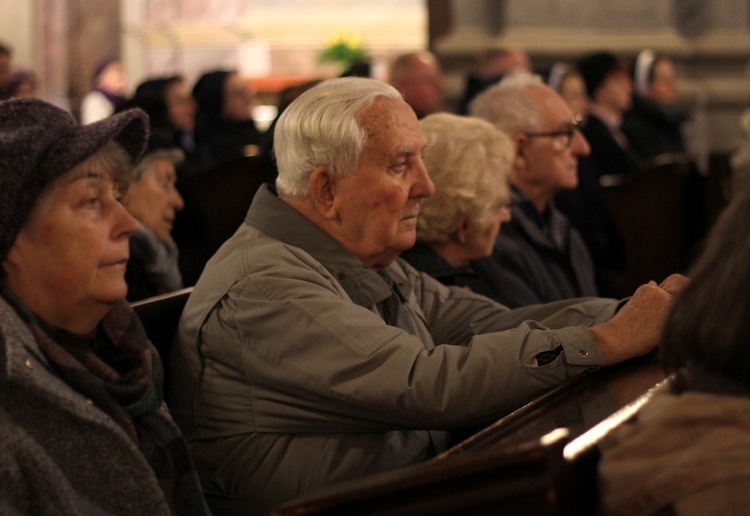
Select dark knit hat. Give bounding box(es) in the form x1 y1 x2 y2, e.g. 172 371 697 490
0 97 149 261
578 52 623 97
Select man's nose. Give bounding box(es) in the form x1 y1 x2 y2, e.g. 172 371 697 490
413 161 435 198
572 130 591 157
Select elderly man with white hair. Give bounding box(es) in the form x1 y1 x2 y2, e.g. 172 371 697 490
169 77 685 514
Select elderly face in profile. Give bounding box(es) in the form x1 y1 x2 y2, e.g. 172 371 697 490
5 147 139 333
416 113 513 265
0 99 146 334
276 80 435 270
324 97 434 268
123 149 185 243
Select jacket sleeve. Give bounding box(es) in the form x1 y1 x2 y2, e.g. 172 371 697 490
190 250 617 434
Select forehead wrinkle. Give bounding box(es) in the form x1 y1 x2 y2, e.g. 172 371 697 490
391 145 422 159
65 169 105 185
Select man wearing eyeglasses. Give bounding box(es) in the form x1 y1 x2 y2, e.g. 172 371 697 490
469 71 599 308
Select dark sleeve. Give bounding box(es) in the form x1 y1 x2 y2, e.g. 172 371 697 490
471 251 544 308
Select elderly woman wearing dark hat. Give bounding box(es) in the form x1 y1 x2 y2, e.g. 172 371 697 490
0 98 209 514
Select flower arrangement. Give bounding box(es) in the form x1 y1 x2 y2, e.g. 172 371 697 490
319 31 367 68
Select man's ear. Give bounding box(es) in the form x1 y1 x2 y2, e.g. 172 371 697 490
309 166 337 220
513 133 528 171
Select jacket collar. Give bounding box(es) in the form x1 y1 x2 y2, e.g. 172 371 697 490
245 185 394 308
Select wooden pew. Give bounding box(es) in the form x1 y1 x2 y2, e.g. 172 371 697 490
185 155 271 253
273 355 666 515
600 153 702 295
273 428 574 515
173 154 273 285
131 287 193 399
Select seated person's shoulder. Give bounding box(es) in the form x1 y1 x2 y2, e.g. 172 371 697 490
493 228 526 254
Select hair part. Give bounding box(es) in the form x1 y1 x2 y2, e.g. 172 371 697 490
469 70 544 134
274 77 403 198
417 113 513 244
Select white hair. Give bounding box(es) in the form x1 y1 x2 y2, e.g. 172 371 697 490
468 70 545 135
274 77 403 198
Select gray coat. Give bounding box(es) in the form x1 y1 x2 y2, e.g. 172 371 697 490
169 186 619 514
0 296 172 515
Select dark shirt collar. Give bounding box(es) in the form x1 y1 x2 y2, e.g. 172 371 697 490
400 243 473 281
246 185 394 308
512 186 551 229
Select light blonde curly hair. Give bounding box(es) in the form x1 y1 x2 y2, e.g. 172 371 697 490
417 113 513 244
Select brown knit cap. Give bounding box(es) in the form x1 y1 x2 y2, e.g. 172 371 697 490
0 97 149 262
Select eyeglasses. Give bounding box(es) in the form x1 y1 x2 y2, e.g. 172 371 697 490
524 114 583 149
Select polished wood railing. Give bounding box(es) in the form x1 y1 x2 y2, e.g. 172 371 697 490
274 353 666 515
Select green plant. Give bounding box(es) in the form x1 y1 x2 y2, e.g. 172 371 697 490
319 32 367 66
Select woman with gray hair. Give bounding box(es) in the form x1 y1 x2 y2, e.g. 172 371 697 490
0 98 208 514
401 113 514 296
123 142 186 301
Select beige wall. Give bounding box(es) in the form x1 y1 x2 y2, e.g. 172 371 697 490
0 2 36 68
5 0 750 158
436 0 750 163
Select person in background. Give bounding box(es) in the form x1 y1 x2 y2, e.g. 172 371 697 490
0 97 208 514
578 51 643 176
389 50 445 118
400 113 513 296
547 62 589 120
598 184 750 515
122 142 185 302
130 75 197 160
0 42 13 100
169 76 685 514
80 57 127 124
6 67 37 98
458 47 532 114
191 69 262 167
623 50 688 159
547 62 627 298
469 71 599 307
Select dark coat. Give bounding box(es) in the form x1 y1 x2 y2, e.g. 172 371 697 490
470 198 600 308
582 113 643 176
623 95 687 160
400 243 505 301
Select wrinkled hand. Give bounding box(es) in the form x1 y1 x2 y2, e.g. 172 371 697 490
589 274 689 366
658 273 689 296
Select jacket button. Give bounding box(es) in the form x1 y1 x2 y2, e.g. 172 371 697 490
578 350 589 358
24 358 33 369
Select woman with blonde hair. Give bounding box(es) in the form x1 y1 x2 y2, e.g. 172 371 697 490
401 112 514 296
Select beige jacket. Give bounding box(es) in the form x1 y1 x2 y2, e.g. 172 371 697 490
599 386 750 515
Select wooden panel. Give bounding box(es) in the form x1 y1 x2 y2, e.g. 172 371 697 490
273 354 666 515
601 154 698 295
